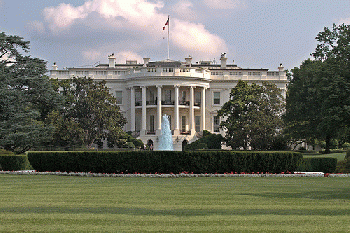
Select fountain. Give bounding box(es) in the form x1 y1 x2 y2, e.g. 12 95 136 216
158 114 174 151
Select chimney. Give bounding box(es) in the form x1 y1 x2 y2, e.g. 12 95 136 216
52 62 58 70
143 58 150 67
278 63 284 72
220 53 227 68
185 56 192 67
108 53 116 68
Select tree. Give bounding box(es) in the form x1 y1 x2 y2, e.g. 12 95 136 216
48 77 127 148
217 80 285 150
285 24 350 153
0 32 61 153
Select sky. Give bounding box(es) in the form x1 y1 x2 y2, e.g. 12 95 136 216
1 0 350 71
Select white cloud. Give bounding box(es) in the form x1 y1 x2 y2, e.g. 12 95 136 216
44 2 92 30
114 51 143 63
203 0 244 9
43 0 164 31
171 1 197 21
172 19 227 58
39 0 228 61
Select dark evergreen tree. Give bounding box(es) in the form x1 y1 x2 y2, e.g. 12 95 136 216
0 32 61 153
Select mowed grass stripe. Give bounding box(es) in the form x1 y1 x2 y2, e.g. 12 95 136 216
1 175 350 232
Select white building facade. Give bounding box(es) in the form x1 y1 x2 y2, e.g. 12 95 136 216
50 54 287 151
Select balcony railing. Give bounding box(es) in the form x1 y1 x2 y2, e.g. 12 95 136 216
146 100 157 105
135 100 200 106
146 130 156 135
179 101 189 106
162 100 175 105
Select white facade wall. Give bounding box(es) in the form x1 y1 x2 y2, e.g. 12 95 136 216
50 55 288 151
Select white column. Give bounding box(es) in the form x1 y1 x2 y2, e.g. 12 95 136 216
130 87 135 132
156 85 162 135
174 85 180 135
141 86 147 135
189 86 195 134
201 87 206 132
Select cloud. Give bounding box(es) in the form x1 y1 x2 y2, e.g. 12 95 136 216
44 2 91 30
171 1 197 21
203 0 244 9
37 0 228 63
82 50 103 61
338 17 350 25
43 0 164 31
27 21 45 34
114 51 144 63
172 19 227 58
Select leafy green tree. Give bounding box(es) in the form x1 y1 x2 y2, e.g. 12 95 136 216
0 32 61 153
285 24 350 153
49 77 127 148
217 80 285 150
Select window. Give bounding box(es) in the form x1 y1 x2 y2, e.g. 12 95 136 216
162 68 174 72
165 89 172 104
135 91 142 106
181 116 186 132
114 71 126 75
195 116 201 132
195 91 201 106
115 91 123 104
58 71 69 75
213 116 220 132
94 71 107 75
213 92 220 105
150 115 155 132
211 71 223 75
147 68 156 72
76 71 89 76
181 91 186 101
253 72 261 76
168 115 172 131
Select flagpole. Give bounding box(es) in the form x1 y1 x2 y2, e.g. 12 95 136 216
167 15 170 60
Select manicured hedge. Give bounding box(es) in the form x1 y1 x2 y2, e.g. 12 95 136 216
28 151 302 174
296 158 338 173
0 155 29 171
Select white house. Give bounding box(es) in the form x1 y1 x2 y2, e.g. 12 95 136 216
50 53 287 151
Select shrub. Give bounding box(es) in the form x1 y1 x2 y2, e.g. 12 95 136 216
0 150 29 171
125 142 135 149
28 151 302 174
346 149 350 160
342 142 350 149
335 160 350 173
185 132 223 151
296 158 337 173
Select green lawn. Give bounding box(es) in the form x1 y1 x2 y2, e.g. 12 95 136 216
303 152 347 161
1 175 350 232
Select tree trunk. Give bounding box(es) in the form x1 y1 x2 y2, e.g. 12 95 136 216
325 135 331 154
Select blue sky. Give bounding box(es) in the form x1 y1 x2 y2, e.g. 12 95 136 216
1 0 350 71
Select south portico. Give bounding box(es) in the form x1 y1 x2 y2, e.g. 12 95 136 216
127 82 209 151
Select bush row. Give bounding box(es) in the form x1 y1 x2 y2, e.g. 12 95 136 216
27 151 302 174
296 157 338 173
0 155 29 171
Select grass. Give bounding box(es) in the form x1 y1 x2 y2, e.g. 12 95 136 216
1 175 350 232
303 152 347 161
